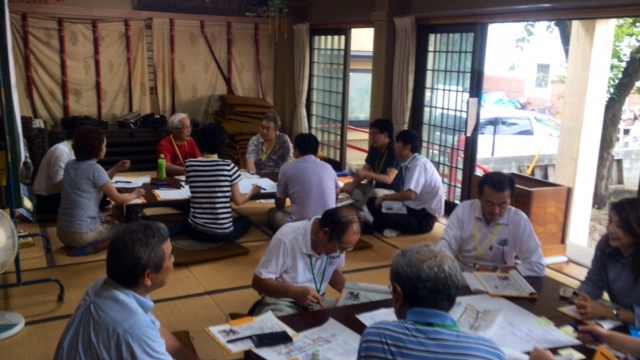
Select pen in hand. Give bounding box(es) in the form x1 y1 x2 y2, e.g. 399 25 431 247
568 322 603 344
252 184 266 191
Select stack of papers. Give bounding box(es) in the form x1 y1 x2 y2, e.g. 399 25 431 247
152 186 191 201
111 175 151 188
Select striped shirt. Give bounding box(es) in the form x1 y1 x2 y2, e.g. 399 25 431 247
358 308 505 360
186 157 240 235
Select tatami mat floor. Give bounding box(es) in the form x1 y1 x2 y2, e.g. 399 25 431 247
0 200 584 359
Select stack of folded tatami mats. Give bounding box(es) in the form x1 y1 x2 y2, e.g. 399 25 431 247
214 94 274 169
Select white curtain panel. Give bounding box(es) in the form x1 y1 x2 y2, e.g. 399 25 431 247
392 15 416 134
292 22 310 136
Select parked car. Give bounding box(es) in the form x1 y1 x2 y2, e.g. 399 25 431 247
478 109 560 157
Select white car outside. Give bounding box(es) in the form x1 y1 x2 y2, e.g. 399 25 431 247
477 109 560 157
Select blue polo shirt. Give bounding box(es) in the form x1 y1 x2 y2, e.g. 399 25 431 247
54 277 172 360
358 307 505 360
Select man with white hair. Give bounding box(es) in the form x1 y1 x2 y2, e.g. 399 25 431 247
157 113 202 176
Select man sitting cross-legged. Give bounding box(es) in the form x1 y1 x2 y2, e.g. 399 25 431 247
267 133 340 230
362 129 444 238
54 222 197 360
358 243 506 360
342 118 402 208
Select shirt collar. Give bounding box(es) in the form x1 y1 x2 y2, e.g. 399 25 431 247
404 307 457 326
302 217 320 256
401 153 420 168
104 277 154 314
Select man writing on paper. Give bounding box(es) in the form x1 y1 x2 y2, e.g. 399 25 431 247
252 207 360 316
438 171 545 277
358 243 505 360
157 112 202 176
361 129 444 238
267 133 340 230
54 222 197 360
342 118 402 208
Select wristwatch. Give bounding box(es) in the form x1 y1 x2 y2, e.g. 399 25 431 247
612 306 621 320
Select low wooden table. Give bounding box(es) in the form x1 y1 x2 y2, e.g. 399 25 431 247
114 173 278 222
245 276 599 360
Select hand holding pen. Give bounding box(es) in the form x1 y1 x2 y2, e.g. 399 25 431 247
568 322 603 345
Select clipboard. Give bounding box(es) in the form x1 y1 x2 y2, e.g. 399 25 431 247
205 311 297 354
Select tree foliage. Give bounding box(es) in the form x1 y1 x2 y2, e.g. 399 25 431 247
515 19 640 208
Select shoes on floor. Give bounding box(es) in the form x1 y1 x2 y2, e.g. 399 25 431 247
383 229 401 238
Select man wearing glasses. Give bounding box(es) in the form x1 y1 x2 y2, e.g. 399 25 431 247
343 118 402 208
245 112 293 174
437 172 545 277
251 207 360 316
157 112 202 176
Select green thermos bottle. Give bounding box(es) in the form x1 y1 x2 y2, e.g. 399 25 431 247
157 154 167 180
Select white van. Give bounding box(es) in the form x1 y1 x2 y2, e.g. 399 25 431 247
477 109 560 157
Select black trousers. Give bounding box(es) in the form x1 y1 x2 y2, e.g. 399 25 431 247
186 216 252 243
35 193 61 215
366 197 436 234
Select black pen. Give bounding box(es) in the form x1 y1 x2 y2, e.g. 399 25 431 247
252 184 266 190
226 334 254 343
115 180 132 184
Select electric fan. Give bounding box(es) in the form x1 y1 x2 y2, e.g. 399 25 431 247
0 210 24 340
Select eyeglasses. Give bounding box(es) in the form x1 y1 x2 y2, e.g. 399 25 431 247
332 240 355 254
175 126 192 132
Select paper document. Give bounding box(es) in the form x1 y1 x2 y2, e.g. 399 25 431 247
450 300 501 333
556 305 622 330
152 188 191 201
240 172 261 180
175 175 186 182
239 177 277 194
206 311 297 354
111 175 151 188
251 318 360 360
337 282 392 306
381 201 407 214
463 269 537 298
454 294 580 353
126 197 146 204
356 307 396 327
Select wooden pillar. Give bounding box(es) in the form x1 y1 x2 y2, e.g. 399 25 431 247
369 0 409 122
554 19 616 263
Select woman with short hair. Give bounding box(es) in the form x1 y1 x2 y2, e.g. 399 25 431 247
56 126 145 256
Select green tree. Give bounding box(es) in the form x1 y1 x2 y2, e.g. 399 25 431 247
517 19 640 208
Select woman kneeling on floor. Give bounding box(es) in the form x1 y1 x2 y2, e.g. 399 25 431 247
182 123 261 243
56 126 145 256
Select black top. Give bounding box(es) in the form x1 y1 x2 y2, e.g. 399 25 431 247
364 142 402 192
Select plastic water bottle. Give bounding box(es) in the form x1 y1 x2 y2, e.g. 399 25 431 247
157 154 166 180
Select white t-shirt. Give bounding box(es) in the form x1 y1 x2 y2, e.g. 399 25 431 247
255 217 344 299
438 199 546 277
401 154 445 217
33 140 73 196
